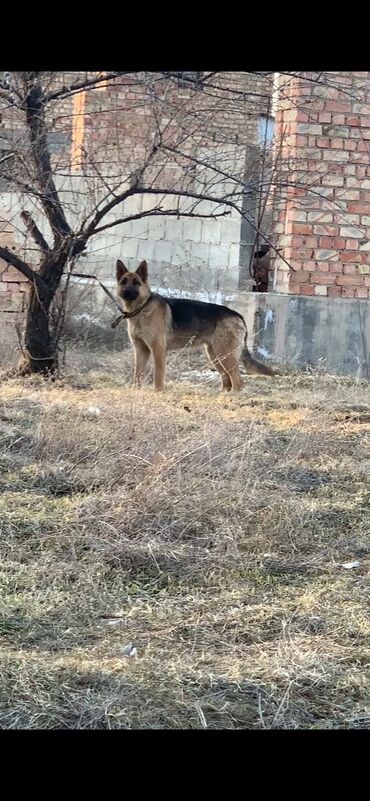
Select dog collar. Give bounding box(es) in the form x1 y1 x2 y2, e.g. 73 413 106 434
111 293 153 329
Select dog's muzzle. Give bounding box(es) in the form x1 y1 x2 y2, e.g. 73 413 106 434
122 288 139 301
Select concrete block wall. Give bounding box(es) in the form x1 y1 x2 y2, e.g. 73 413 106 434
0 185 242 301
83 194 243 292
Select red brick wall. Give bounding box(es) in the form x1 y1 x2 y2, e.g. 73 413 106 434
0 215 29 324
272 72 370 298
79 72 272 188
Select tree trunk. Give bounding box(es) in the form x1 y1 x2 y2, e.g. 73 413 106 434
21 284 56 375
20 255 67 376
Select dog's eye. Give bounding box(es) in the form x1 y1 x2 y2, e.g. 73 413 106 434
121 277 127 284
132 279 140 286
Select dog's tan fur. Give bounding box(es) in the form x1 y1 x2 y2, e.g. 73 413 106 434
116 259 275 391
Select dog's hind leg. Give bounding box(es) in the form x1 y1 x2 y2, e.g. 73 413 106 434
209 342 243 391
205 344 232 391
217 353 243 390
211 321 244 391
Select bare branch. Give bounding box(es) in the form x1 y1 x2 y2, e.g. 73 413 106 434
20 210 50 253
44 72 127 103
0 76 22 107
81 187 136 239
23 73 72 239
91 207 231 236
0 172 50 201
0 90 19 108
161 143 247 189
0 152 15 166
162 71 272 101
80 143 160 237
0 245 46 289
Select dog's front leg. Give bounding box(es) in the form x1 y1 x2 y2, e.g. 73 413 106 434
151 339 166 391
133 339 150 386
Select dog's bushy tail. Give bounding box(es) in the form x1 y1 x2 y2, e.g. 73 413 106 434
241 343 277 377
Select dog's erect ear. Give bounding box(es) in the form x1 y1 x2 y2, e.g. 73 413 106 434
136 260 148 283
116 260 128 282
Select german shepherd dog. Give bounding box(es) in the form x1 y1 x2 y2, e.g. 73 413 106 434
115 259 275 391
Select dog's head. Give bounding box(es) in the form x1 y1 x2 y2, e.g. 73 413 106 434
116 259 149 304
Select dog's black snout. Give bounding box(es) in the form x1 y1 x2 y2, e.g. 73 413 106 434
122 287 139 301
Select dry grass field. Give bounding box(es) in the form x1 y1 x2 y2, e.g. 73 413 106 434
0 346 369 728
